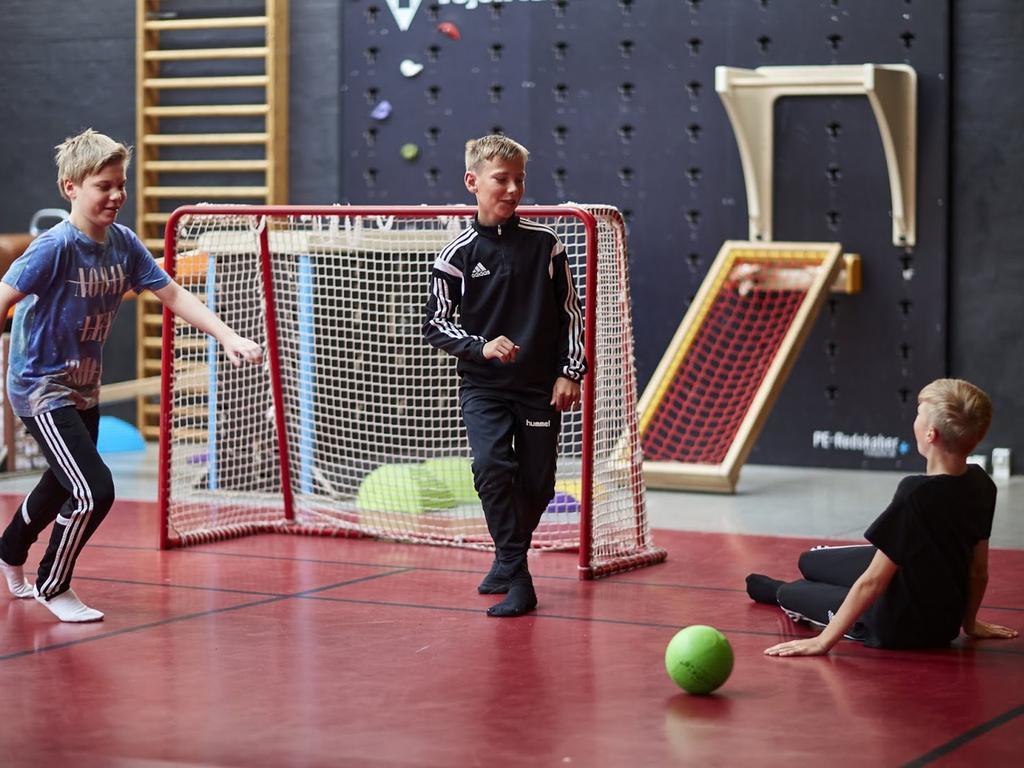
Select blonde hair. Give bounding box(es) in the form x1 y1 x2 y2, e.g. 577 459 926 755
55 129 132 201
918 378 992 455
465 134 529 172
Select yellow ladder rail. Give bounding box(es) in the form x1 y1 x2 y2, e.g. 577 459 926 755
134 0 288 439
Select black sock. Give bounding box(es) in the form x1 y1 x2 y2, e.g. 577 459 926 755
477 559 511 594
486 569 537 617
745 573 785 605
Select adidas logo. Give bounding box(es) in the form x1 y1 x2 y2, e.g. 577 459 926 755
471 263 491 278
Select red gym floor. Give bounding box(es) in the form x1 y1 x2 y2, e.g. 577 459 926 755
0 494 1021 767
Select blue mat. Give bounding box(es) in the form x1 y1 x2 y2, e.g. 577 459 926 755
97 416 146 453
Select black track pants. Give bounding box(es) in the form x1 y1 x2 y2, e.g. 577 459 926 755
0 406 114 599
459 387 561 569
776 545 876 637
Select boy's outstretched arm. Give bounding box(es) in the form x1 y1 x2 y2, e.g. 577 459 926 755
962 540 1018 639
764 549 897 657
152 281 263 367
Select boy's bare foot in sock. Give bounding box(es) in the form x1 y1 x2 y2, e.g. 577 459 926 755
477 558 511 594
0 556 34 598
487 567 537 617
745 573 785 605
34 587 104 622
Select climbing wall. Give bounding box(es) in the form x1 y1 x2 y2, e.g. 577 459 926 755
340 0 948 471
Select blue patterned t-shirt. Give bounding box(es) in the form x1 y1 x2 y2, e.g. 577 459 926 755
3 219 171 417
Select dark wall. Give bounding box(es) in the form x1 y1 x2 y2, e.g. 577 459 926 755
0 3 138 422
340 0 949 471
0 0 1019 472
949 1 1024 471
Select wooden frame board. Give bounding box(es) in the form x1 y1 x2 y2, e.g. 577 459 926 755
638 241 845 493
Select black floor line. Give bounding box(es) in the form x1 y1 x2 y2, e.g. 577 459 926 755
7 564 1022 659
902 702 1024 767
0 569 411 663
86 540 1024 612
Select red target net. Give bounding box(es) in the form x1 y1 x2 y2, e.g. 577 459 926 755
640 243 843 491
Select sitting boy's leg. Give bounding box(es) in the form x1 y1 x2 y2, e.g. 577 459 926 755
776 580 859 631
798 544 876 587
777 580 868 640
745 574 786 605
21 407 113 621
0 471 70 598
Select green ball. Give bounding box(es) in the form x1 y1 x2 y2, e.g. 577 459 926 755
421 456 478 505
356 464 456 514
664 625 733 694
400 142 420 161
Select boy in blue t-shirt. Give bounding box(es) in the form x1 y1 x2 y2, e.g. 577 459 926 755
0 129 262 622
746 379 1018 654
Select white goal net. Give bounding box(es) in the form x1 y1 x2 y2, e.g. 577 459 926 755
159 205 665 578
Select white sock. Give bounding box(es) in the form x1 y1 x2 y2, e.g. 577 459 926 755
35 588 104 622
0 556 34 598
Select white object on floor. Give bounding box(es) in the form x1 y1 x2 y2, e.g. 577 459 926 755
992 448 1012 484
0 557 34 598
35 588 104 622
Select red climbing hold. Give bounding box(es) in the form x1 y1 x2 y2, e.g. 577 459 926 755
437 21 461 41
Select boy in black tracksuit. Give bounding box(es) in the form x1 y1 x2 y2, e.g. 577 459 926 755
423 135 587 617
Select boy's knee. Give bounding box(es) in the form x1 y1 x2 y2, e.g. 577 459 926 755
472 457 515 496
797 550 814 577
89 470 116 513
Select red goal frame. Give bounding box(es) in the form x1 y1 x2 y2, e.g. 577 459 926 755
158 204 665 579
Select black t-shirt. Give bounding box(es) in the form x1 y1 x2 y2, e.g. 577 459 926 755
862 465 996 649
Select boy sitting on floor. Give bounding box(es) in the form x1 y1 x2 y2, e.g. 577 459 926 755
747 378 1018 655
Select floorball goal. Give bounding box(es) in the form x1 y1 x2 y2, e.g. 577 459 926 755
158 205 666 579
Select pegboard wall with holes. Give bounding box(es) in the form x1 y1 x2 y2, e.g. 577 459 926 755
341 0 947 470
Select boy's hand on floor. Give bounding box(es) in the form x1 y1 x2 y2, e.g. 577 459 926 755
965 620 1018 639
764 636 830 657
